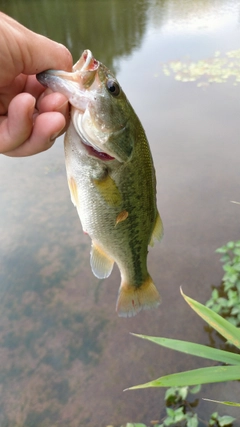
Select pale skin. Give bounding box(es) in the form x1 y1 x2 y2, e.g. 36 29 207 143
0 12 73 156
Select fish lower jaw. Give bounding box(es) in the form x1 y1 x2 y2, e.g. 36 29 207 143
85 144 115 161
79 132 115 161
72 113 115 161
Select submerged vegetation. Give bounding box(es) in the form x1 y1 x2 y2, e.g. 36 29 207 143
117 395 236 427
162 49 240 87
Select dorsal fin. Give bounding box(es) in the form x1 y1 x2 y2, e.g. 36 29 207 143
90 241 114 279
149 212 163 247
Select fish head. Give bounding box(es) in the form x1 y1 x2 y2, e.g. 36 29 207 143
37 50 135 162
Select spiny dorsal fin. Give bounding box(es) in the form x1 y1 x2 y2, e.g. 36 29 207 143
149 211 163 247
90 241 114 279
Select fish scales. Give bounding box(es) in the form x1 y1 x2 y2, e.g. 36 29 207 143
37 49 163 317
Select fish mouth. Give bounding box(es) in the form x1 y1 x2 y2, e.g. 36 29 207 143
81 141 115 161
37 50 116 161
75 116 115 161
36 50 98 111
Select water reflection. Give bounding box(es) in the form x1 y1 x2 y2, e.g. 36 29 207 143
1 0 150 71
1 0 240 426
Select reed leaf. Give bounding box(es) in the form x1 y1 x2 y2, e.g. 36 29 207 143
131 334 240 365
203 398 240 407
126 365 240 390
180 288 240 348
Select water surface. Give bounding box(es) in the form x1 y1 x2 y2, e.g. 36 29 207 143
0 1 240 426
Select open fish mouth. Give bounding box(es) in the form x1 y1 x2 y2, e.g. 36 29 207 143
75 119 115 161
36 50 98 112
72 50 116 160
37 50 116 161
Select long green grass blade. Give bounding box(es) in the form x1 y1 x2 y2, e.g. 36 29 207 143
203 398 240 407
131 334 240 365
180 289 240 348
125 365 240 390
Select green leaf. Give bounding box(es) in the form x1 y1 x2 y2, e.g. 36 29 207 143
218 415 236 426
220 255 231 263
173 407 186 422
166 408 175 418
164 418 175 426
223 265 236 275
233 248 240 256
164 386 188 403
226 241 235 249
216 246 228 254
229 274 239 284
233 262 240 271
231 305 240 315
125 365 240 389
178 386 188 400
210 411 219 419
203 398 240 407
180 289 240 348
165 387 178 402
125 424 147 427
189 384 201 394
186 414 198 427
130 334 240 365
217 297 228 306
212 289 219 300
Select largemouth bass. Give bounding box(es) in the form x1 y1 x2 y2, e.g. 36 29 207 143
37 49 163 317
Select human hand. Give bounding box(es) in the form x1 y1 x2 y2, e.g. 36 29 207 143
0 12 73 156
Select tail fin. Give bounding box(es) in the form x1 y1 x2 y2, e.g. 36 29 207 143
116 275 161 318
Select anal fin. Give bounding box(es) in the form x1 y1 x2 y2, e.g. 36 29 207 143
90 241 114 279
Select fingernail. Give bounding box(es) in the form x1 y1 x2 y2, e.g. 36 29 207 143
56 100 69 114
50 125 65 141
50 131 61 141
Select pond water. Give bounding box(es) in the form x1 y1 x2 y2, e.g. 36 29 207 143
0 0 240 426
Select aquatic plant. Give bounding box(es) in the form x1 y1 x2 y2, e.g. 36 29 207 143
161 49 240 87
118 389 236 427
127 289 240 400
206 241 240 327
120 242 240 427
119 292 239 427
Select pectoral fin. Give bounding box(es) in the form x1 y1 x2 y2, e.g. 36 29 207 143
90 241 114 279
149 212 163 247
68 176 79 207
93 175 122 206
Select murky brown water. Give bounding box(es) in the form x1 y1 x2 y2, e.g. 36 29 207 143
0 1 240 426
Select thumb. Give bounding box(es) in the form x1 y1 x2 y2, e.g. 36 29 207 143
0 12 73 84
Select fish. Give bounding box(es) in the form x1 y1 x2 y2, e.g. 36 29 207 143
37 49 163 317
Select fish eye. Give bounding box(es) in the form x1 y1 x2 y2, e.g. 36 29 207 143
106 79 120 96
